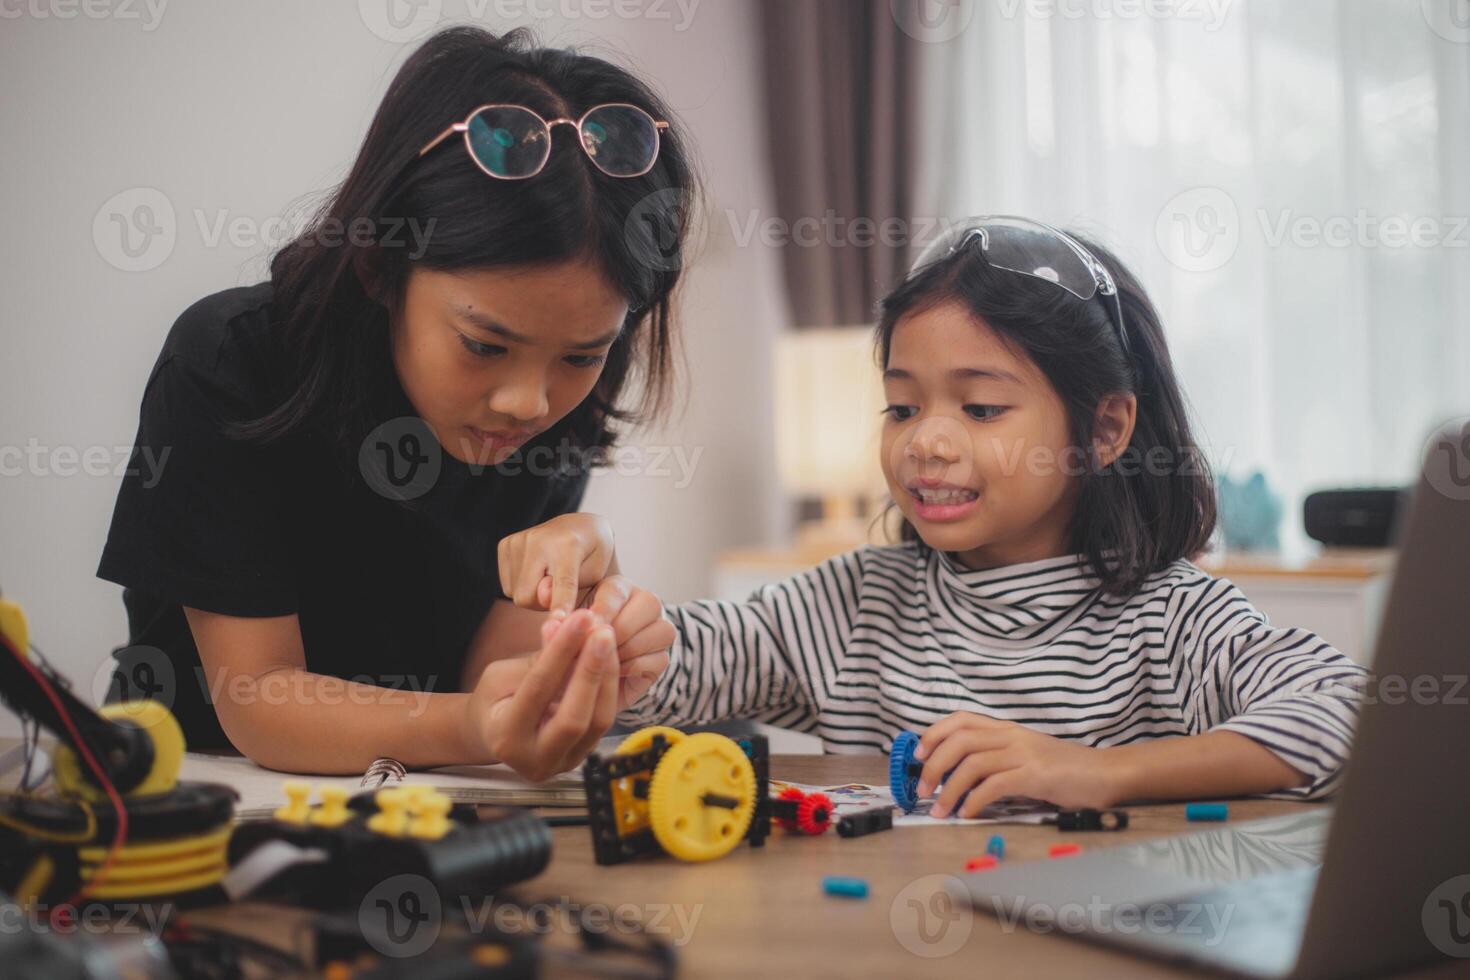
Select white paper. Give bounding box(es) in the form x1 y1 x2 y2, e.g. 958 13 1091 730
770 779 1056 827
179 749 590 821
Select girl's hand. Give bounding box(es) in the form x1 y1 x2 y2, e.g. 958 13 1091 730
915 712 1122 817
497 513 616 617
571 574 675 710
463 609 619 781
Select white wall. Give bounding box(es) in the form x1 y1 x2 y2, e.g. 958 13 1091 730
0 0 790 734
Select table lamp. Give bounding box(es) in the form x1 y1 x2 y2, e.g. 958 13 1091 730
774 326 887 557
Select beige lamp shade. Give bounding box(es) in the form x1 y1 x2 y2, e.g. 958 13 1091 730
774 326 886 500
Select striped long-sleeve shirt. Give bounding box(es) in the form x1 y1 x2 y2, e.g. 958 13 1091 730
618 544 1368 799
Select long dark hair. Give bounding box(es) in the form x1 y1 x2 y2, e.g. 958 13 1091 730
235 26 696 463
875 232 1217 596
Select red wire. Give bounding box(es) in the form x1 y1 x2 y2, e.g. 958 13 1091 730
1 631 129 924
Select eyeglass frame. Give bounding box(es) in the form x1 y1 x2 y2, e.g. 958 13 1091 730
417 101 671 179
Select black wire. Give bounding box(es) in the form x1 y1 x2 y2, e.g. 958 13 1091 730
10 639 72 793
19 716 36 790
27 640 62 677
0 617 57 794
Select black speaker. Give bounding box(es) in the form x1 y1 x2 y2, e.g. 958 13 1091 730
1303 487 1408 548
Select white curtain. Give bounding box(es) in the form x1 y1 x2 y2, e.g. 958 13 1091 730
926 0 1470 550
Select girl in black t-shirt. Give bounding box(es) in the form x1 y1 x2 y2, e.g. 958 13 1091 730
98 27 690 779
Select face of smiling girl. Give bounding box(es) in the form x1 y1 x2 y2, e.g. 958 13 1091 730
880 300 1086 570
391 259 630 467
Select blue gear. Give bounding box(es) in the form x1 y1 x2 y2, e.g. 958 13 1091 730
889 729 974 816
889 731 922 811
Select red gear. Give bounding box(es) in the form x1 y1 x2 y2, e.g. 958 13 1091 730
774 786 807 832
795 791 833 835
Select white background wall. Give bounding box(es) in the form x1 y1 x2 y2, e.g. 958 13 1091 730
0 0 791 735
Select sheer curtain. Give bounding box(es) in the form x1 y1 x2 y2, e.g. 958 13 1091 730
928 0 1470 550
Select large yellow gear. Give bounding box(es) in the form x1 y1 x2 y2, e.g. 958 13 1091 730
52 700 185 801
616 725 687 757
647 732 756 862
609 726 686 838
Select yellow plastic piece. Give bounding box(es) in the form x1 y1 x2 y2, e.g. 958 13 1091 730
81 844 224 881
83 863 229 899
0 596 29 656
615 725 686 756
0 799 98 844
53 700 185 802
76 823 232 899
77 824 232 863
9 589 186 797
409 792 453 840
311 785 352 828
647 732 756 862
400 784 435 809
607 725 686 838
15 854 54 907
274 780 312 825
367 787 410 836
21 577 181 804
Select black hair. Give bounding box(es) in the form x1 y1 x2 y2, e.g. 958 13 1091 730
875 231 1217 597
235 26 696 463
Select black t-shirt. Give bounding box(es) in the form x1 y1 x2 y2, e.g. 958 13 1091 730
97 283 589 750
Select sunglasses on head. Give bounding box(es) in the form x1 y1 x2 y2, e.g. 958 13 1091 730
418 102 669 179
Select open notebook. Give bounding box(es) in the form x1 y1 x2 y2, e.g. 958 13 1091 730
179 747 602 821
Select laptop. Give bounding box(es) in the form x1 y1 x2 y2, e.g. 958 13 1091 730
954 419 1470 978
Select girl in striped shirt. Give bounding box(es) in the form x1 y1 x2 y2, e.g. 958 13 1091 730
611 217 1366 815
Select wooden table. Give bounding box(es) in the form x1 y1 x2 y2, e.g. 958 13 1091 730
515 754 1291 978
11 751 1462 977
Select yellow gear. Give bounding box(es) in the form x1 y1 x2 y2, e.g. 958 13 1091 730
615 725 686 756
647 732 755 862
609 726 686 839
52 700 184 801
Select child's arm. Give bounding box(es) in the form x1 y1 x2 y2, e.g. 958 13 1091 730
1161 573 1367 798
1094 730 1310 803
616 550 867 732
915 573 1367 817
914 714 1312 817
185 606 620 778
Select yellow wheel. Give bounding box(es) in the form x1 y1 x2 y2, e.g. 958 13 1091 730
609 726 686 838
53 700 184 802
647 733 755 862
